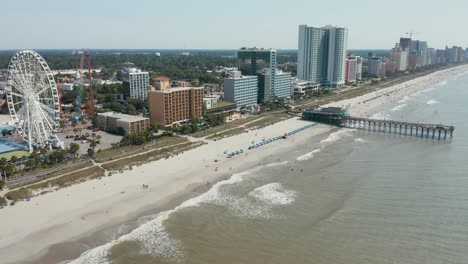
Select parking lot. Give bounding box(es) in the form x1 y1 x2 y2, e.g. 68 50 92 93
58 127 122 155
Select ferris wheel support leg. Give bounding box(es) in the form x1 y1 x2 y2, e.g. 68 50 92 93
26 101 33 153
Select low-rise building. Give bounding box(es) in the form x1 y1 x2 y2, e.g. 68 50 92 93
205 101 237 115
97 112 150 134
292 79 321 96
148 86 204 128
60 83 74 91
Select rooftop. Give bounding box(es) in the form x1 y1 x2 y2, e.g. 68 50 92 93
238 47 276 52
153 76 170 81
98 112 148 122
151 86 204 93
211 101 236 108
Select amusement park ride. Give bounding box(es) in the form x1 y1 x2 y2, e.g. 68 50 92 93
5 50 95 153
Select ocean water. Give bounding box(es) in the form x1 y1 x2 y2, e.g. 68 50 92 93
71 70 468 264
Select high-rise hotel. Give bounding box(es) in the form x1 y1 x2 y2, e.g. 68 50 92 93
297 25 348 88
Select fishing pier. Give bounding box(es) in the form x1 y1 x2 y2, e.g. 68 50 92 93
302 107 455 140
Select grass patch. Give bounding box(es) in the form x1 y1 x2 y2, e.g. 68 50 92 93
206 127 247 140
6 188 32 201
192 115 263 138
0 196 7 206
94 145 136 158
244 113 291 129
102 142 203 171
27 166 105 190
95 136 188 161
0 150 29 161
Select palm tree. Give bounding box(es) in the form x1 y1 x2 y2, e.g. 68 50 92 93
81 120 87 130
59 120 66 133
90 141 97 149
10 155 18 163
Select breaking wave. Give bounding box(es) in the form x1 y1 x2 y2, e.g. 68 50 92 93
391 104 407 112
426 99 439 105
249 183 297 206
370 112 391 120
354 138 368 143
296 149 321 161
320 129 353 144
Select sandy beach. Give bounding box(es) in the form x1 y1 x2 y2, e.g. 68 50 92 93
1 64 467 264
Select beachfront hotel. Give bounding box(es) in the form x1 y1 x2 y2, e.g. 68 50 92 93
223 70 258 108
297 25 348 88
148 85 204 128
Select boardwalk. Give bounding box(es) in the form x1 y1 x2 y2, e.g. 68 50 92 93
342 116 455 140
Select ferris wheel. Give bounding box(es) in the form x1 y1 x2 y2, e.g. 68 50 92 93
6 50 63 152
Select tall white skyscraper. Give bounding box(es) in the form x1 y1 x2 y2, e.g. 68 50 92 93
297 25 348 88
129 69 150 100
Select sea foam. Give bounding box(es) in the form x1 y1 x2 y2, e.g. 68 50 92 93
426 99 439 105
320 129 353 144
296 149 321 161
249 183 297 206
391 104 407 112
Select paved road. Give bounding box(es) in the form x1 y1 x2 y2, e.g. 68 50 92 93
6 160 89 188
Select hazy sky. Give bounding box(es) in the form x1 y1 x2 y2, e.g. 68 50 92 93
1 0 467 50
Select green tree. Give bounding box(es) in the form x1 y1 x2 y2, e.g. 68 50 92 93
1 129 8 137
26 159 36 169
87 148 95 157
90 141 97 149
69 143 80 154
0 157 7 172
4 163 16 177
10 156 18 163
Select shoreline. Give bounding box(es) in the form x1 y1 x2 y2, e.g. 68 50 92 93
1 64 467 264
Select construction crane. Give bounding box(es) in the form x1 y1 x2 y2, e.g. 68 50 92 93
405 31 420 39
76 49 95 119
57 79 62 115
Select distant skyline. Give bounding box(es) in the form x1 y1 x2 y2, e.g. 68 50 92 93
1 0 467 50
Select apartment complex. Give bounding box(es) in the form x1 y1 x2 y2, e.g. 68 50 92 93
223 71 258 108
97 112 150 135
368 57 383 77
345 56 358 84
297 25 348 88
148 86 204 128
129 69 150 100
237 47 291 102
391 44 409 71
